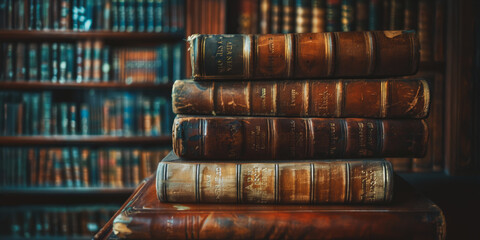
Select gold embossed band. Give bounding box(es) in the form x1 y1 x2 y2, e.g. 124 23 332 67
380 80 388 118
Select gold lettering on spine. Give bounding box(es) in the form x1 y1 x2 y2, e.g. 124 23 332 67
365 32 375 75
380 80 388 118
335 80 343 117
243 35 251 78
421 79 430 117
214 167 222 201
285 34 294 78
326 33 334 76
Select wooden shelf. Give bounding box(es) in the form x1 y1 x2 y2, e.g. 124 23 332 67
0 30 184 42
0 82 173 91
0 136 172 146
0 187 135 195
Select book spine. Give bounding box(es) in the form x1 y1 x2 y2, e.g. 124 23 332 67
51 43 58 82
92 40 102 82
40 43 50 81
145 0 154 31
389 0 404 30
433 0 445 62
282 0 294 33
60 0 69 29
368 0 381 30
126 0 135 32
326 0 340 32
173 116 428 160
69 103 76 134
295 0 311 33
62 148 73 187
189 31 419 80
71 147 82 187
28 43 38 81
154 0 163 32
136 0 145 31
66 44 74 81
112 0 119 31
104 0 111 30
43 0 49 29
355 0 368 31
403 0 417 30
16 43 26 80
381 0 390 30
118 0 126 31
341 0 354 32
76 41 83 83
72 0 79 30
41 92 51 135
311 0 326 33
172 79 430 118
270 0 281 34
78 0 86 31
58 43 67 83
157 160 393 204
260 0 270 34
102 46 110 82
83 40 92 82
80 104 89 135
418 0 433 62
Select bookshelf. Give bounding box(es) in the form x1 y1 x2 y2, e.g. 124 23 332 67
0 0 185 238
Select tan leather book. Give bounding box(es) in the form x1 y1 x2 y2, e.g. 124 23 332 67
173 115 428 160
172 78 430 118
156 152 393 204
189 31 419 80
94 174 446 240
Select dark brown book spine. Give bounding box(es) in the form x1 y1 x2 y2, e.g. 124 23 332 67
189 31 419 80
355 0 368 31
157 158 393 204
172 79 430 118
404 0 417 30
173 116 428 160
418 0 433 62
433 0 445 62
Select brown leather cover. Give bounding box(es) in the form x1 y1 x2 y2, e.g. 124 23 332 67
173 115 428 160
104 174 445 240
188 31 419 80
156 152 394 204
172 78 430 118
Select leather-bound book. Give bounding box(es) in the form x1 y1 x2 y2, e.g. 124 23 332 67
282 0 294 33
326 0 340 32
260 0 271 34
295 0 311 33
94 174 446 240
173 115 428 160
311 0 326 32
189 31 419 80
341 0 355 31
156 152 393 204
271 0 282 33
418 0 433 62
355 0 368 31
172 79 430 118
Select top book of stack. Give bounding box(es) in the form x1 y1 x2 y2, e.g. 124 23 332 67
188 30 419 80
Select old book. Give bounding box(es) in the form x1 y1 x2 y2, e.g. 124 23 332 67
341 0 355 31
418 0 433 62
295 0 311 33
157 151 393 204
95 174 445 240
172 78 429 118
311 0 325 32
355 0 368 31
404 0 417 30
326 0 340 32
389 0 404 30
189 31 419 80
368 0 381 30
173 115 428 160
260 0 270 34
270 0 281 33
282 0 294 33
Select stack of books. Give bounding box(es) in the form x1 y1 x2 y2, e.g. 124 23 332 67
108 31 445 239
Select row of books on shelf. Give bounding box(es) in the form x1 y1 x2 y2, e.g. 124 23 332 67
0 0 185 33
0 91 173 136
238 0 445 62
0 205 118 238
0 147 170 188
0 41 184 83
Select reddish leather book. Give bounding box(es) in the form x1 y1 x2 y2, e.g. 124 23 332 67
173 115 428 160
172 78 430 118
157 152 393 204
188 31 419 80
93 174 446 240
